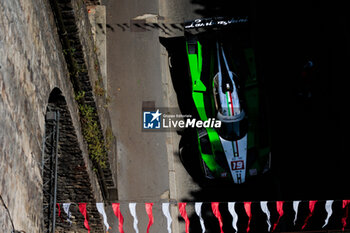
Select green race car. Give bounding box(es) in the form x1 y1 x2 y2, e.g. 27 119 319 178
181 17 271 184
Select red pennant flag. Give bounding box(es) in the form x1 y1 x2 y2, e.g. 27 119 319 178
272 201 284 232
112 203 124 233
244 202 252 232
212 202 224 233
302 200 317 230
56 203 63 222
342 200 350 231
78 203 90 233
145 203 154 233
179 203 190 233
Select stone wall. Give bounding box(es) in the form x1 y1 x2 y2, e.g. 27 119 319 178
0 0 115 232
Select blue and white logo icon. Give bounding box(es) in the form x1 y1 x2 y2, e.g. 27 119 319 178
143 109 162 129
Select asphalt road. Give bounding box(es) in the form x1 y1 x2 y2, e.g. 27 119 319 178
105 0 167 202
104 0 202 232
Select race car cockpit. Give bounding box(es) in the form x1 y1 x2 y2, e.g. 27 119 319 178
213 42 248 141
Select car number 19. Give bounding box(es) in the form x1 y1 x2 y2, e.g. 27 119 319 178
231 160 244 170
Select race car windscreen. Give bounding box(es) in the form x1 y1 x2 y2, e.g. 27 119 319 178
217 110 247 141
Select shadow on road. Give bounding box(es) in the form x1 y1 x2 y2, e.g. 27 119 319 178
159 1 350 231
189 0 251 18
160 0 350 202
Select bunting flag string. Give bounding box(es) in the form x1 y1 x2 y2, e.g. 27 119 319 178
342 200 350 231
54 200 350 233
129 203 139 233
145 203 154 233
212 202 224 233
228 202 238 232
78 203 90 233
244 202 252 232
162 203 172 233
301 200 318 230
112 203 124 233
96 203 110 232
322 200 334 228
179 202 190 233
195 202 206 233
293 200 301 226
260 201 271 232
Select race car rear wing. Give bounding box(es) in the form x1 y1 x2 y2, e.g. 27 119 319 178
184 16 248 30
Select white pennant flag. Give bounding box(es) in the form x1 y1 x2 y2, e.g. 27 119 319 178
96 203 110 232
62 203 72 225
260 201 272 231
228 202 238 232
195 202 205 233
162 203 172 233
322 200 334 228
129 203 139 233
293 200 301 225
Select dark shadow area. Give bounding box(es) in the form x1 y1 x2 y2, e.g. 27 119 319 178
161 0 350 231
251 0 350 201
190 0 251 18
161 0 350 201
